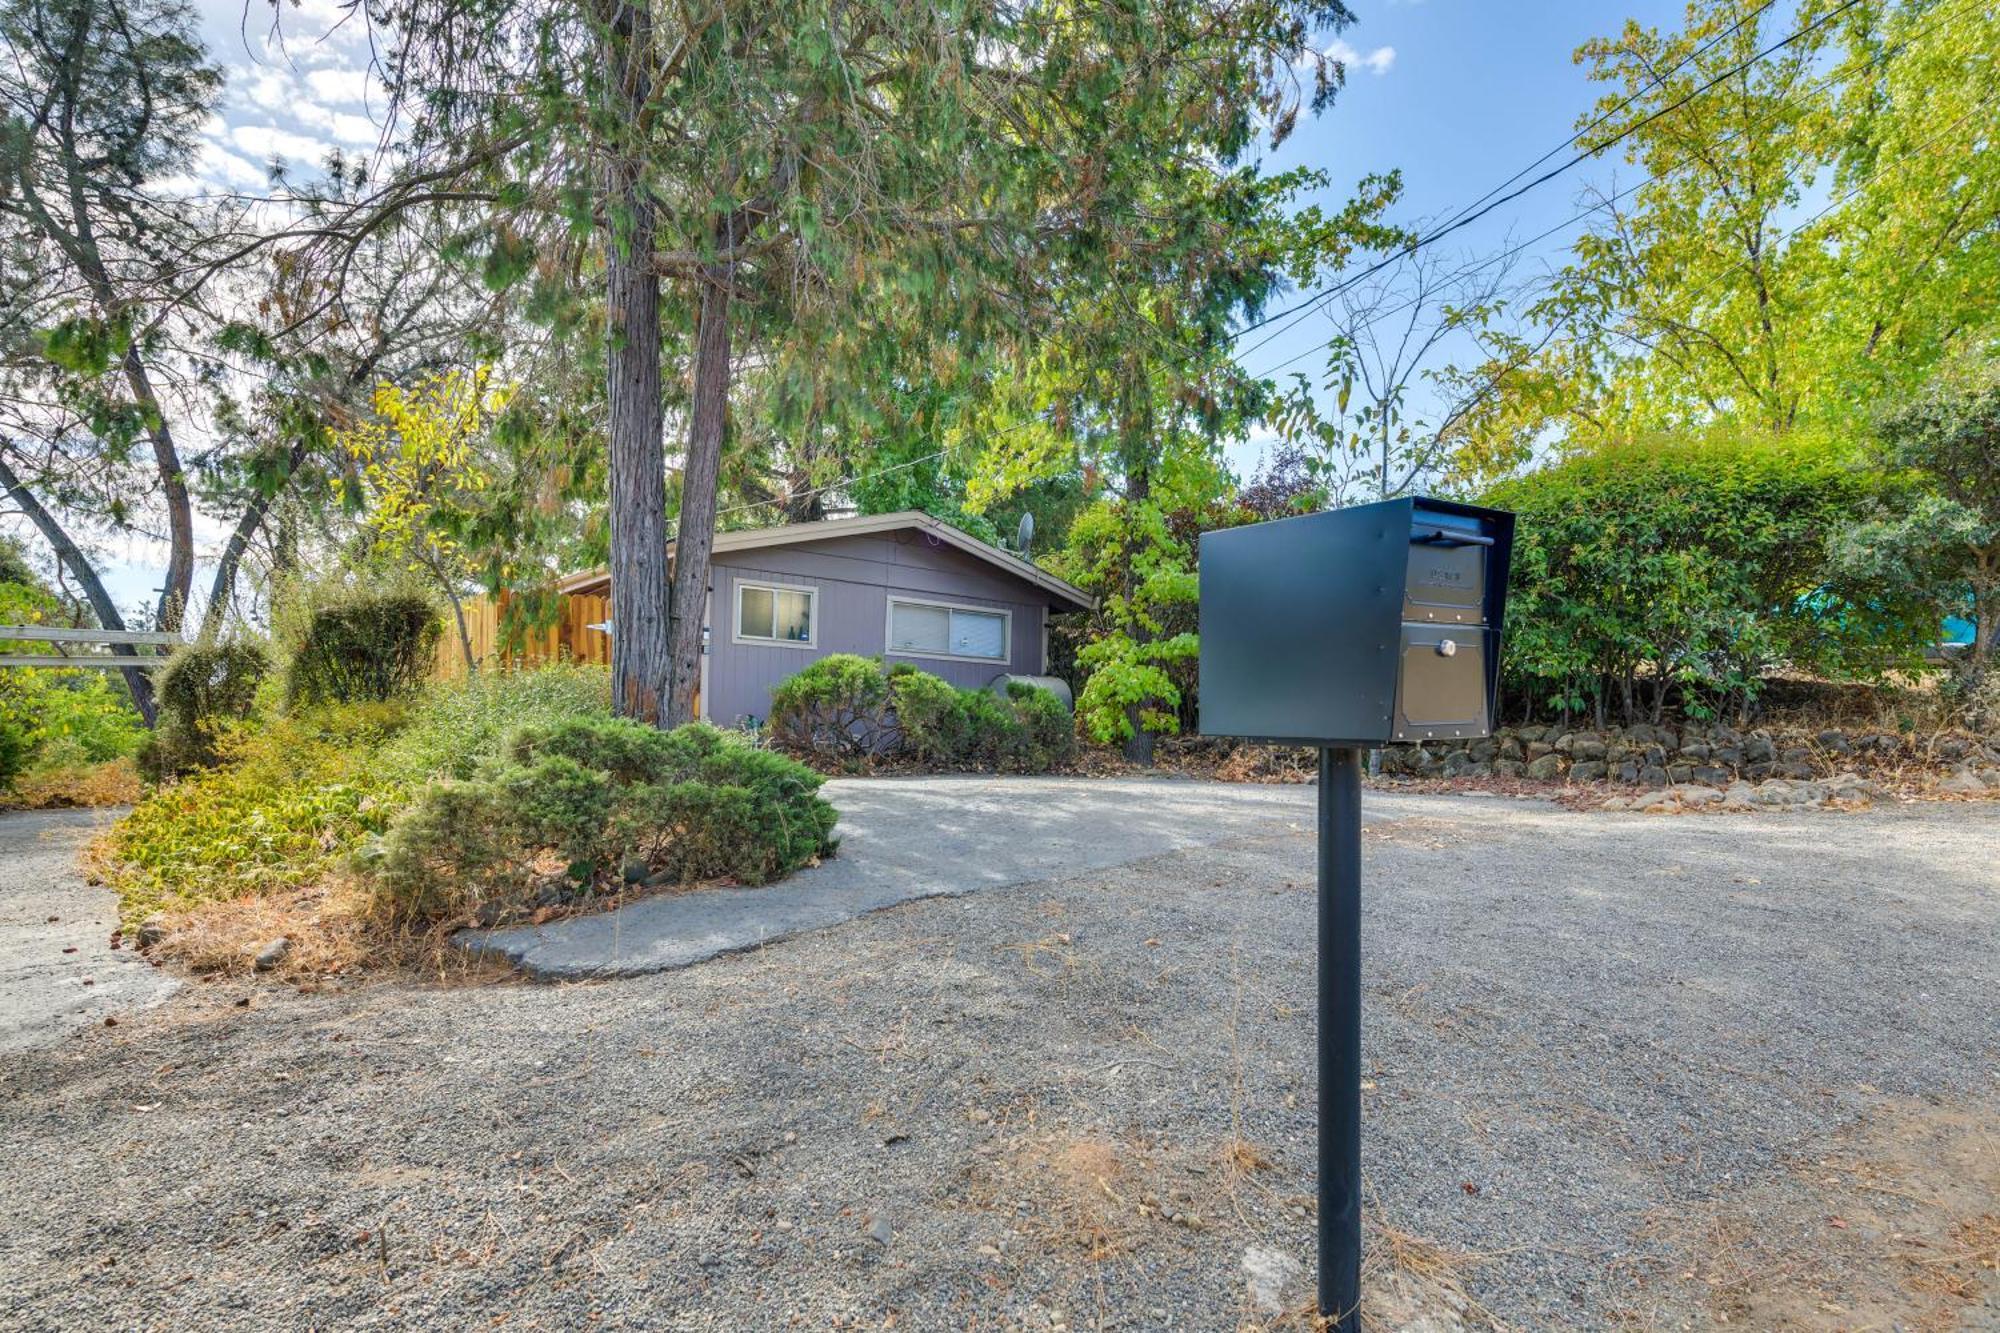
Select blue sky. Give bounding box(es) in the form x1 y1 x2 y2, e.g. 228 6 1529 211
96 0 1689 615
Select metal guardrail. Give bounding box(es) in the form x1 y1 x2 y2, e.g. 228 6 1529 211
0 625 182 669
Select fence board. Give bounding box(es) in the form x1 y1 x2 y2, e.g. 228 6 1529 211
433 593 614 680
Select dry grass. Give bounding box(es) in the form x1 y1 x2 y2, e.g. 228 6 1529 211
149 874 510 984
4 758 142 809
1640 1092 2000 1331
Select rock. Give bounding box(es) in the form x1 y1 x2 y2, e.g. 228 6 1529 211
1461 761 1493 779
1516 725 1547 743
1711 745 1743 767
1742 760 1776 781
1440 751 1470 778
1654 729 1680 751
1571 738 1608 763
1937 770 1989 795
1467 737 1498 763
1825 772 1886 802
136 915 168 949
1642 744 1668 766
1599 796 1631 811
1778 762 1817 781
1526 754 1565 781
1241 1246 1303 1317
867 1215 893 1246
1938 737 1971 761
1616 761 1639 784
1493 759 1525 778
1691 765 1733 787
1679 742 1711 762
1745 733 1777 764
253 938 291 972
1817 729 1852 755
1638 764 1669 788
1637 795 1679 814
1569 760 1608 783
1666 764 1693 784
472 901 504 928
1526 741 1554 760
1497 736 1524 761
620 857 649 885
1779 746 1812 766
1669 784 1722 808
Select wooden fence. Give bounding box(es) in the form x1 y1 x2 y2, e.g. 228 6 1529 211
432 591 611 680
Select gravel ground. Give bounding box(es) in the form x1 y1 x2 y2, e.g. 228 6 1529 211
2 785 1996 1331
0 807 176 1053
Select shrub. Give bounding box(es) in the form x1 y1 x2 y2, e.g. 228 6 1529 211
367 718 838 927
769 656 1075 772
768 653 893 758
140 642 271 780
1484 433 1928 724
287 593 441 707
889 668 969 763
97 705 407 926
377 663 611 782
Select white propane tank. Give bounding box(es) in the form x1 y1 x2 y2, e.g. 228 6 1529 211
987 673 1074 711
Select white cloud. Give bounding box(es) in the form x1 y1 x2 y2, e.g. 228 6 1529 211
290 98 379 146
230 123 334 166
304 68 372 104
196 140 271 189
1301 39 1398 77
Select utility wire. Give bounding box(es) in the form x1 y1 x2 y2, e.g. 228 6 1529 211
1239 0 1977 381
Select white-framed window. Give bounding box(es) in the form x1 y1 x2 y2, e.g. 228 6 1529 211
886 596 1010 663
734 580 817 648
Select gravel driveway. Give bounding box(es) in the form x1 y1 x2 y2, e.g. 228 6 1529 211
2 782 1995 1330
0 807 176 1053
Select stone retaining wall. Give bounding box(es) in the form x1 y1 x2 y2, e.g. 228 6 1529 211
1382 722 2000 795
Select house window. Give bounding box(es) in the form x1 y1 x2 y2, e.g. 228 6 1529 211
887 597 1009 662
735 581 816 647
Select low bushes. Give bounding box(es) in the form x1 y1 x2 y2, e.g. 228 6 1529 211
96 667 613 929
769 654 1075 772
366 718 837 925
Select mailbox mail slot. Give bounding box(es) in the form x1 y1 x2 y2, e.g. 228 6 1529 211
1404 516 1489 625
1198 495 1514 747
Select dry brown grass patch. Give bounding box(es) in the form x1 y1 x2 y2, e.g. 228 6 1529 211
5 758 142 809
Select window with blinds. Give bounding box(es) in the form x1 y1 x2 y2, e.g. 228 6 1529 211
735 582 815 645
887 598 1008 661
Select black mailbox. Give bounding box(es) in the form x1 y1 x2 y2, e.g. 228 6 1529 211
1197 496 1514 746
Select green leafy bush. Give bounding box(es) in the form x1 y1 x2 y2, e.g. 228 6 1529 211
768 653 894 758
287 593 441 707
770 656 1075 772
140 641 272 780
368 718 838 925
1484 434 1929 724
97 705 407 925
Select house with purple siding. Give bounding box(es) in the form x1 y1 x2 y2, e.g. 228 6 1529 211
557 511 1095 728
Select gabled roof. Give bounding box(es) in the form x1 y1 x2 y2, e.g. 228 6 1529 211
556 510 1095 612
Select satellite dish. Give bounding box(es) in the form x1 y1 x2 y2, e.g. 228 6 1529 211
1015 511 1035 555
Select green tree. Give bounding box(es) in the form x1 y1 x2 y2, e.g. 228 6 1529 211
1477 0 2000 446
1830 354 2000 669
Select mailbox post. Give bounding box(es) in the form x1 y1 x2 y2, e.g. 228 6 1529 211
1198 496 1513 1329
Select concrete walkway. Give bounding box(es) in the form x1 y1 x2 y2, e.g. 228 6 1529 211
464 774 1362 979
0 808 179 1052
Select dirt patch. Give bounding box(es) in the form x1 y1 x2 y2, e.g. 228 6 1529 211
1650 1094 2000 1329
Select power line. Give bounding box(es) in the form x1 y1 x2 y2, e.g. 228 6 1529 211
1239 0 1978 384
1217 0 1867 360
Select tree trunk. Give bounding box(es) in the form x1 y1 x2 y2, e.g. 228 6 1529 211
120 349 194 633
597 0 673 724
665 268 731 726
0 451 157 725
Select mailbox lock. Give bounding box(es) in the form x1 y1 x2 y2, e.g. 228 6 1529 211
1435 638 1459 658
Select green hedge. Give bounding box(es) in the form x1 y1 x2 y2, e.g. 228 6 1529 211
366 717 838 925
1483 433 1930 724
139 641 272 781
769 654 1075 772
